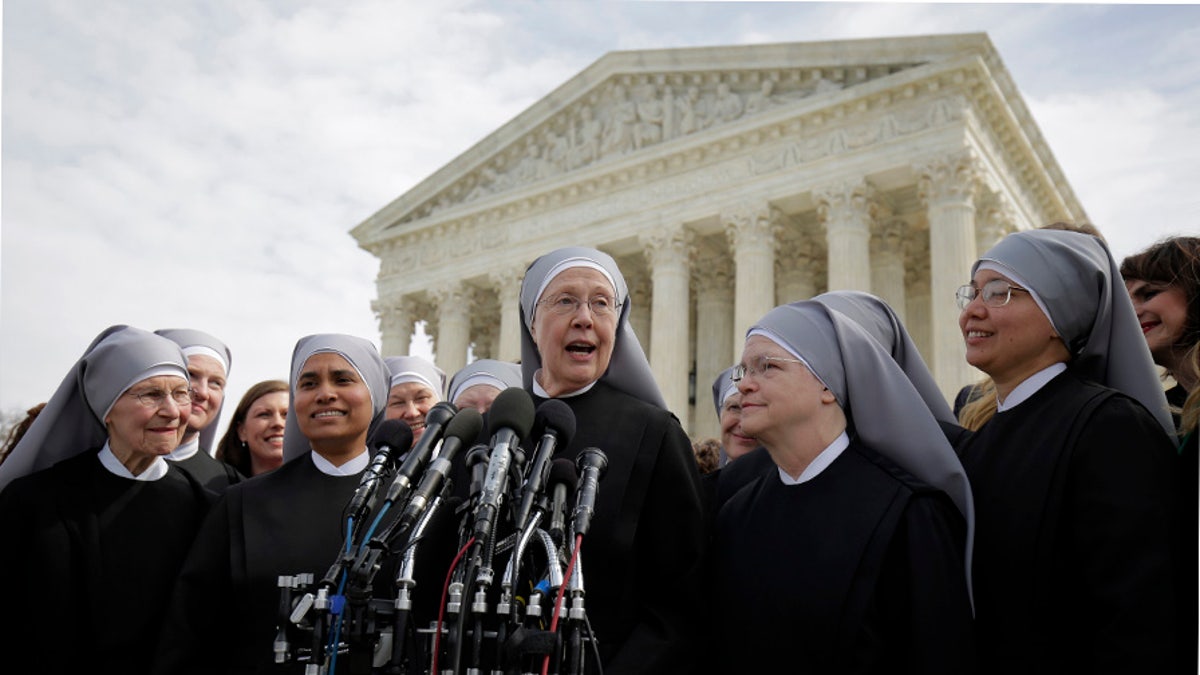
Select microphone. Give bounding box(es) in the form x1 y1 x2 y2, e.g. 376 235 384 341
473 388 536 540
394 408 484 534
346 419 412 523
572 448 608 537
513 400 576 531
382 401 458 505
465 444 491 503
546 458 578 545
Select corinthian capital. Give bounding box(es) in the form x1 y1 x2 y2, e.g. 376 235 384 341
722 200 781 252
640 222 695 270
814 179 879 227
916 150 981 207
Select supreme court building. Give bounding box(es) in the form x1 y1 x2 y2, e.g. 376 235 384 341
352 33 1087 440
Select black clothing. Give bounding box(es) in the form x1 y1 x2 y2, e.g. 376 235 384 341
1168 384 1197 674
958 371 1179 674
527 382 707 674
0 451 211 675
713 441 976 674
170 449 242 493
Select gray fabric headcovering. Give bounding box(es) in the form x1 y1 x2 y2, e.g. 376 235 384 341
155 328 233 454
283 334 389 462
752 301 975 603
519 246 666 409
975 229 1174 436
812 290 955 425
0 325 189 490
384 355 446 398
448 359 523 403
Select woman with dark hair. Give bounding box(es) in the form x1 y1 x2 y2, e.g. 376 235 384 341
517 246 706 674
957 229 1178 673
0 326 210 674
214 379 288 477
154 334 390 674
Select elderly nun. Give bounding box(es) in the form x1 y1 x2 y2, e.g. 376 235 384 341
518 246 706 674
384 354 446 447
0 325 211 675
447 358 522 413
956 228 1179 674
155 334 391 674
155 328 241 491
713 301 977 674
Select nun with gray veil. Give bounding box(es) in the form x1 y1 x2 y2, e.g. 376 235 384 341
712 301 977 674
153 334 391 674
0 325 212 675
447 358 522 413
955 228 1179 673
517 246 706 674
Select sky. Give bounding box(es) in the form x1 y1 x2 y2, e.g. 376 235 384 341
3 1 1198 435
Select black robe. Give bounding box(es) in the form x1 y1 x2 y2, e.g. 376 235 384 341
0 451 211 675
153 453 371 674
528 382 707 674
712 440 976 674
169 448 242 493
958 370 1179 674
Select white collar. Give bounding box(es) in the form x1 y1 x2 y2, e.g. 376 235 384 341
168 436 200 461
996 362 1068 412
532 370 597 399
99 442 169 481
778 431 850 486
310 448 370 476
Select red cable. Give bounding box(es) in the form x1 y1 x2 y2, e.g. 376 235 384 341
541 533 583 675
432 537 475 675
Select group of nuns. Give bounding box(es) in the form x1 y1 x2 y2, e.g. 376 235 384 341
0 227 1190 674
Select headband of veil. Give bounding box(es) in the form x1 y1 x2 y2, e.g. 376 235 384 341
812 290 955 425
155 328 232 453
751 301 975 603
282 334 389 462
976 229 1174 436
519 246 665 409
384 355 446 400
448 359 522 403
0 325 189 490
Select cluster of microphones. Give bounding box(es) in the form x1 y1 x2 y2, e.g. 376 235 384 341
275 387 608 675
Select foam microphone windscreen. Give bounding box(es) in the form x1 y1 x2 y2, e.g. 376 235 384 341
486 387 536 440
369 418 414 454
531 399 576 447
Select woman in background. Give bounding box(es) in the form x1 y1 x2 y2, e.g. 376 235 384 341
385 354 446 447
215 379 288 477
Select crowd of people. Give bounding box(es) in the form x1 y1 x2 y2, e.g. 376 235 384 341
0 230 1194 674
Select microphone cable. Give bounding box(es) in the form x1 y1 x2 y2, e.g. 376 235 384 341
432 536 475 675
541 532 584 675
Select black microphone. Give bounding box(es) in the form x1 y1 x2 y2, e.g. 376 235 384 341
382 401 457 505
572 448 608 537
513 400 576 531
394 408 484 534
473 388 536 540
465 444 491 503
346 419 413 523
547 458 578 545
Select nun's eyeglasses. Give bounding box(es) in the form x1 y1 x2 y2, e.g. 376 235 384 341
537 293 620 317
956 280 1029 310
731 355 805 383
127 388 194 409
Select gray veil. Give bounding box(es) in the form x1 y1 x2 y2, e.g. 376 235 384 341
384 355 446 400
976 229 1174 436
0 326 190 490
155 328 233 453
448 359 522 403
282 334 390 463
519 246 665 409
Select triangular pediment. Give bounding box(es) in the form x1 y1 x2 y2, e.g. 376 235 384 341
354 33 998 239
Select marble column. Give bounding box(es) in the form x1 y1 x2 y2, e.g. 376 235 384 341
372 297 414 357
871 218 909 323
628 274 652 358
489 265 526 362
904 238 932 363
816 179 875 292
723 199 779 364
641 223 694 419
432 281 471 377
917 150 980 398
776 234 820 304
976 190 1016 255
693 255 735 441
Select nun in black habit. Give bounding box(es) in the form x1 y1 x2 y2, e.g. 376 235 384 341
153 334 391 674
0 325 211 675
156 328 242 491
956 229 1179 674
447 358 522 413
517 247 707 674
713 302 977 674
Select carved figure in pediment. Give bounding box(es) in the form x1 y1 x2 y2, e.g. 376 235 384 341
744 79 777 115
633 85 665 150
602 84 637 156
547 131 570 173
514 144 552 183
708 82 744 127
676 86 704 136
570 106 602 169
